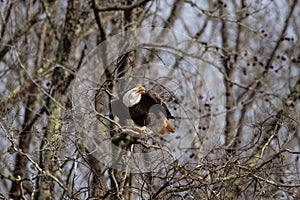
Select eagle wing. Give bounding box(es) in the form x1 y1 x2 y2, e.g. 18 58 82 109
144 89 175 134
145 89 174 119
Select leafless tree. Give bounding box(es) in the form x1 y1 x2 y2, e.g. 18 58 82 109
0 0 299 199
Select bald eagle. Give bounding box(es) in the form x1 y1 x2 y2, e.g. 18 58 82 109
122 86 176 134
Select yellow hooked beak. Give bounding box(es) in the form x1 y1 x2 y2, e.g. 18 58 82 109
135 85 146 94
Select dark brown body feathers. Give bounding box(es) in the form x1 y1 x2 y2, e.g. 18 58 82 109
128 90 175 134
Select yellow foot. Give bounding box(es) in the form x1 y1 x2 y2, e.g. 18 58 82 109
134 126 147 132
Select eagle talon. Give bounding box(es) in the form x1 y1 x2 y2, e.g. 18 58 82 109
134 126 147 133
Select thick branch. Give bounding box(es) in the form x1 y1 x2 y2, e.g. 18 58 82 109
95 0 151 12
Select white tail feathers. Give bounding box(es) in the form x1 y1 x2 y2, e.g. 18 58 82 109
159 118 176 134
148 113 176 134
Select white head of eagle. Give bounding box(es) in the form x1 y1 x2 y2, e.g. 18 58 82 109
122 85 176 134
122 86 145 107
